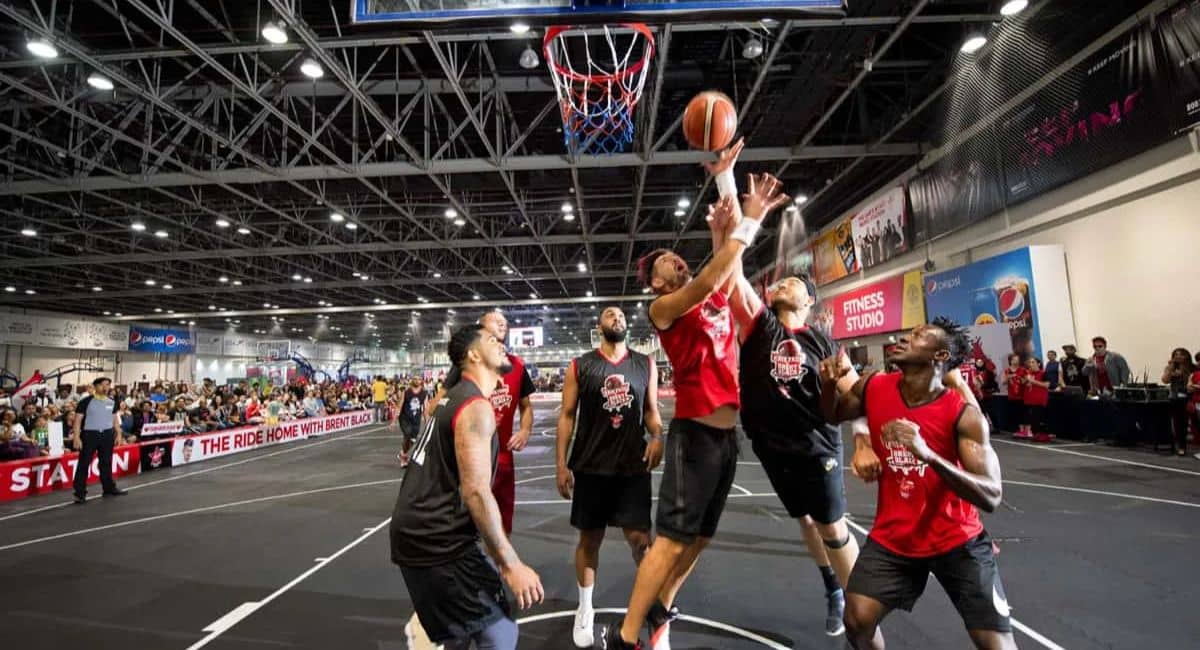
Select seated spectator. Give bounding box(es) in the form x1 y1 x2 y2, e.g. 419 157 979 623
211 396 232 429
337 392 352 411
2 409 28 442
245 396 264 424
154 403 171 423
18 402 38 432
302 390 320 418
149 384 168 403
30 416 51 455
0 410 38 460
117 402 135 439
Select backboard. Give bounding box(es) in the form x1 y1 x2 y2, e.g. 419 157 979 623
352 1 845 26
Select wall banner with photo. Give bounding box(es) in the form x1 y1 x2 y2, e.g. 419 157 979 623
851 187 909 270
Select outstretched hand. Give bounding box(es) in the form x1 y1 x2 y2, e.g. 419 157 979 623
702 137 745 177
706 195 738 237
741 173 790 221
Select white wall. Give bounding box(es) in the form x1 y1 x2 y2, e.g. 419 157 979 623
789 132 1200 377
0 344 192 388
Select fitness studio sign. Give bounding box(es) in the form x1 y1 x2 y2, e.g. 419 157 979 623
824 272 925 340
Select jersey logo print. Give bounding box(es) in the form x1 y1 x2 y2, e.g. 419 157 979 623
700 303 732 357
490 383 513 416
769 339 809 383
601 374 634 428
883 436 928 499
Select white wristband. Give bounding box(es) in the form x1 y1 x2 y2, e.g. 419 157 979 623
851 419 871 438
714 169 745 221
730 218 761 246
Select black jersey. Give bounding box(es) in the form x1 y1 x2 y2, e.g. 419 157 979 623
739 307 840 457
390 378 496 567
568 349 652 476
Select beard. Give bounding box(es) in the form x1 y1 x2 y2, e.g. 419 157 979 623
601 326 626 343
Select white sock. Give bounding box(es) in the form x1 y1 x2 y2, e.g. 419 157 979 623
578 583 594 612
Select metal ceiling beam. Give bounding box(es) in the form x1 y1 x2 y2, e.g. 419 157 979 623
0 231 717 269
0 144 921 196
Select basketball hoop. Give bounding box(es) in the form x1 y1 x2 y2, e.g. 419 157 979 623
544 23 655 155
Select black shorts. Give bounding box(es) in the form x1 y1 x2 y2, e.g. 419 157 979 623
399 418 419 440
751 437 846 524
847 533 1012 633
1023 404 1045 428
398 546 511 643
570 472 652 531
655 418 738 544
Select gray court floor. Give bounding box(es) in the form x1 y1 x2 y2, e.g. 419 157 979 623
2 402 1198 649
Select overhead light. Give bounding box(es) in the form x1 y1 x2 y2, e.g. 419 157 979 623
510 21 531 35
674 209 685 217
103 310 111 315
208 305 216 310
163 284 173 290
360 275 370 281
20 227 36 237
742 37 764 59
519 45 540 70
563 213 576 222
586 290 593 297
345 222 358 230
577 263 587 272
1000 0 1029 17
232 280 243 286
24 289 35 295
352 271 361 277
292 274 303 281
3 286 13 293
216 218 230 228
473 295 481 301
529 293 538 299
86 74 114 91
677 198 690 209
131 222 146 232
960 35 988 54
561 203 574 213
154 308 162 313
188 321 195 326
318 301 326 306
433 272 442 278
330 212 345 223
115 312 122 316
237 226 251 235
154 230 169 238
144 279 156 286
218 275 229 283
261 21 288 44
300 58 324 79
453 218 466 227
26 38 58 59
303 276 312 283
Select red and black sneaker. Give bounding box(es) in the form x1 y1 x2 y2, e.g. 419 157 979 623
645 601 678 650
599 624 642 649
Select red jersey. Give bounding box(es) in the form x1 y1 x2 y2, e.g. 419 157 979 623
655 291 739 420
1006 367 1026 401
958 363 981 399
1022 370 1049 407
863 372 984 558
1094 355 1113 391
489 353 535 466
1190 370 1200 407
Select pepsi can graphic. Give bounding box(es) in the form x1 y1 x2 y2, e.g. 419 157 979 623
994 278 1032 327
970 288 998 326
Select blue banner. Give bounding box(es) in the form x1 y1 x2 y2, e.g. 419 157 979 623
923 248 1041 359
128 326 195 354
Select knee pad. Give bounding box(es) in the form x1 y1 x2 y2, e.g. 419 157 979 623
823 534 851 550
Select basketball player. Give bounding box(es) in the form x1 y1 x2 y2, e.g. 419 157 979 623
390 324 544 650
820 318 1016 650
429 309 535 534
556 306 664 647
601 167 791 650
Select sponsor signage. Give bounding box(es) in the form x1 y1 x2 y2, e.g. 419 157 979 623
1 446 140 502
129 326 195 354
821 271 926 340
811 218 859 286
851 187 909 270
0 314 127 350
172 410 375 465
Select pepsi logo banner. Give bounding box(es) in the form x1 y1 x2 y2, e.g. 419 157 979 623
128 326 195 354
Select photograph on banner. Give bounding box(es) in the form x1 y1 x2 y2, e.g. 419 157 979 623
999 23 1168 205
851 187 909 269
924 247 1041 360
909 128 1006 244
1159 0 1200 133
811 219 859 286
822 271 926 341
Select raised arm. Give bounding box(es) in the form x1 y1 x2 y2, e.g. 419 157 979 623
455 399 544 609
555 361 580 500
704 139 745 300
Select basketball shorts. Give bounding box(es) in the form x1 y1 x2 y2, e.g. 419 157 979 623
847 532 1013 633
570 472 652 531
751 436 846 524
399 545 511 644
655 418 738 543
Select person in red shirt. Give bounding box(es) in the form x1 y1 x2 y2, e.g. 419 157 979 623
1189 352 1200 454
601 149 791 650
1001 354 1025 436
821 318 1014 650
1021 357 1053 442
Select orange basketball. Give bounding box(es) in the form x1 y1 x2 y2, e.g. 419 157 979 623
682 91 738 151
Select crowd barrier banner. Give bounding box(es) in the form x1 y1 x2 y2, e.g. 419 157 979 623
1 446 141 502
0 410 377 503
141 422 185 436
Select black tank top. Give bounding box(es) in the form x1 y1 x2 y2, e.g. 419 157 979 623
390 378 497 567
568 349 651 476
739 307 841 457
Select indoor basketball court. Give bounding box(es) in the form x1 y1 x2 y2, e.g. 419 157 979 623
2 1 1199 649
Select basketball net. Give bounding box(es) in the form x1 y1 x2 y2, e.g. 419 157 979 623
544 23 654 155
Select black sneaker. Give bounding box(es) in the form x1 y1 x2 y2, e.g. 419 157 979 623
825 588 846 637
645 601 677 650
102 489 128 497
599 625 641 649
73 494 86 504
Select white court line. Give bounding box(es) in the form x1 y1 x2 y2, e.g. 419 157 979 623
0 477 401 552
1005 480 1200 509
731 482 753 496
994 438 1200 477
517 464 559 471
841 519 1063 649
514 474 555 486
0 424 388 523
186 517 391 649
1047 442 1096 448
515 492 779 507
516 608 789 650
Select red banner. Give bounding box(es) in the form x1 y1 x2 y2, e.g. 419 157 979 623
823 275 909 340
1 446 141 502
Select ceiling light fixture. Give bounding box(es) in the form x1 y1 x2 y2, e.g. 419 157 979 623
577 263 587 272
163 284 173 290
563 213 576 222
154 230 169 238
453 218 466 227
292 274 303 281
510 21 531 35
24 289 35 295
742 37 764 59
144 279 156 286
3 286 14 293
303 277 312 283
519 45 540 69
300 58 324 79
232 280 243 286
215 218 231 228
1000 0 1029 17
433 272 442 278
330 212 345 222
677 198 690 209
960 35 988 54
444 208 457 219
674 209 685 217
25 38 58 59
236 227 251 235
561 203 574 213
793 194 809 205
20 227 36 237
86 73 114 91
261 21 288 44
131 222 146 232
345 222 358 230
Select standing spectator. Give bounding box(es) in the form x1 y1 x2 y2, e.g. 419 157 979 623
1084 337 1131 396
1002 353 1025 434
1162 348 1194 457
1059 344 1088 391
372 375 388 423
71 377 126 504
1021 357 1052 442
31 387 52 409
396 378 428 467
1189 352 1200 459
1044 350 1062 391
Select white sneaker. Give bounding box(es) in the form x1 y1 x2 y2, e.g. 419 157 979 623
573 607 595 647
405 613 443 650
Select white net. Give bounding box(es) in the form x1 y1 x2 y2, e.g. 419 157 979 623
544 23 655 154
